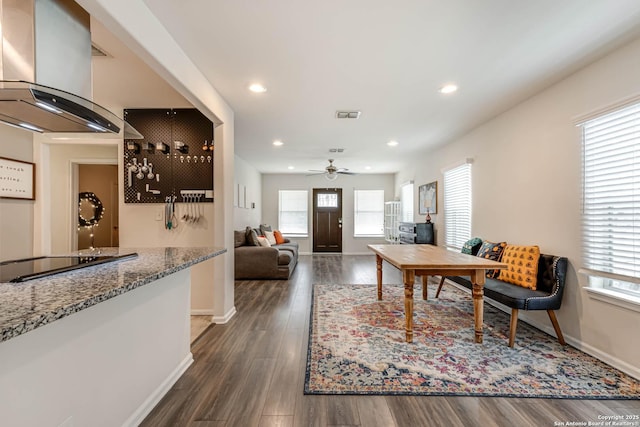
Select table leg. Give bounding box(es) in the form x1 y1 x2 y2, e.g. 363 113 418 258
376 254 383 300
421 275 428 300
403 269 415 343
471 270 486 344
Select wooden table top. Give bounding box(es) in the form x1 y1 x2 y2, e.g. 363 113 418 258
368 244 508 271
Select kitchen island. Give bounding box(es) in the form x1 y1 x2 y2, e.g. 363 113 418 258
0 246 226 427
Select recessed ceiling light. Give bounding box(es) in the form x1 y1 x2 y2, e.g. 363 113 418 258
287 166 295 170
249 83 267 93
387 140 399 147
273 140 284 146
439 84 458 94
365 166 371 170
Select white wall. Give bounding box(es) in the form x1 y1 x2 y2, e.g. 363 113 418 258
0 126 34 261
396 35 640 377
76 0 237 322
263 173 395 254
233 155 262 229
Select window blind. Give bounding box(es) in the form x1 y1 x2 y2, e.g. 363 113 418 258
401 182 413 222
444 163 471 250
354 190 384 236
278 190 308 235
582 102 640 288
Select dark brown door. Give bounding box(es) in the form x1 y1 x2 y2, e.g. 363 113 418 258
313 188 342 253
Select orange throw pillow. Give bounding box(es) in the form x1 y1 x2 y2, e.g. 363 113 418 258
274 230 286 245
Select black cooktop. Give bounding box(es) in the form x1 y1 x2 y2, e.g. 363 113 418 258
0 253 138 283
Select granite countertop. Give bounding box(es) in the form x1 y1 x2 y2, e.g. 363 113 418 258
0 246 227 344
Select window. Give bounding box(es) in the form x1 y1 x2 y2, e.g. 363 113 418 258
278 190 308 236
316 193 338 207
443 162 472 250
581 102 640 300
354 190 384 236
400 182 413 222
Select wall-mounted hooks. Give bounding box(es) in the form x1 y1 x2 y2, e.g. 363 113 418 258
155 142 169 154
174 140 188 153
126 141 140 153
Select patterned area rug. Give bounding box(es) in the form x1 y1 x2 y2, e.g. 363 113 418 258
304 283 640 398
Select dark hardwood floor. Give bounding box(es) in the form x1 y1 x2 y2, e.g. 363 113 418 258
142 254 640 427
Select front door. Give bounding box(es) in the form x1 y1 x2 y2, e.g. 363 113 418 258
313 188 342 253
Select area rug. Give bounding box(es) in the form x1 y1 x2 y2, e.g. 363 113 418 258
304 283 640 398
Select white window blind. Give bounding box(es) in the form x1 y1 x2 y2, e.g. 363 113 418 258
401 182 413 222
581 102 640 296
278 190 308 235
354 190 384 236
444 163 471 250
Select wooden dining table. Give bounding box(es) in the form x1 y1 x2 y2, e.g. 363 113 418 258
368 244 508 344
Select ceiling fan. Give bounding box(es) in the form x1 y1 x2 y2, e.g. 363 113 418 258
307 159 357 181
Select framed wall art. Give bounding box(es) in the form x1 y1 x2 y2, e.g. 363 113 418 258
418 181 437 215
0 157 35 200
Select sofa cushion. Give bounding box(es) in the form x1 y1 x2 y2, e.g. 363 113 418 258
461 237 483 256
498 245 540 290
257 236 271 247
476 241 507 278
274 230 286 244
234 230 246 248
277 250 292 265
274 242 298 258
264 230 277 245
246 227 261 246
260 224 272 235
448 276 549 310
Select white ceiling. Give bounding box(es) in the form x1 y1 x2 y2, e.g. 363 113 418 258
94 1 640 175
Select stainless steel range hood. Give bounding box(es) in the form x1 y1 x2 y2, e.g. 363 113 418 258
0 0 141 138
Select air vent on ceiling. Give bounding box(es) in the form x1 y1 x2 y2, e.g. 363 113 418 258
329 148 345 153
335 111 361 119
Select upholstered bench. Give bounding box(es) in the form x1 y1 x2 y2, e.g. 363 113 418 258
435 242 568 348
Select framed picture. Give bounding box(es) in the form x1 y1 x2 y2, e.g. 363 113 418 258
0 156 35 200
418 181 437 215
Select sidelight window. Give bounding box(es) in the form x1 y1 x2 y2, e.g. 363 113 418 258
443 161 472 250
278 190 308 236
354 190 384 237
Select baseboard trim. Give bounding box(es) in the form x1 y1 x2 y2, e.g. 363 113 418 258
440 278 640 381
212 306 236 324
123 352 193 427
190 309 214 316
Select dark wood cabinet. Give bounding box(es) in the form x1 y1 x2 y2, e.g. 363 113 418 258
399 222 434 245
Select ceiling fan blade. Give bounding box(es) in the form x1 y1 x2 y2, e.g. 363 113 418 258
337 171 358 175
308 169 326 172
305 172 326 176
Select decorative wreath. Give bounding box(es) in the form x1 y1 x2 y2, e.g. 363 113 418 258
78 192 104 227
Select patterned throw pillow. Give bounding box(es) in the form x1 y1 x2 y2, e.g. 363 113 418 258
476 241 507 278
498 245 540 290
461 237 483 256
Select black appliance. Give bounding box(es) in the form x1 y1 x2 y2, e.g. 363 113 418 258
0 253 138 283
